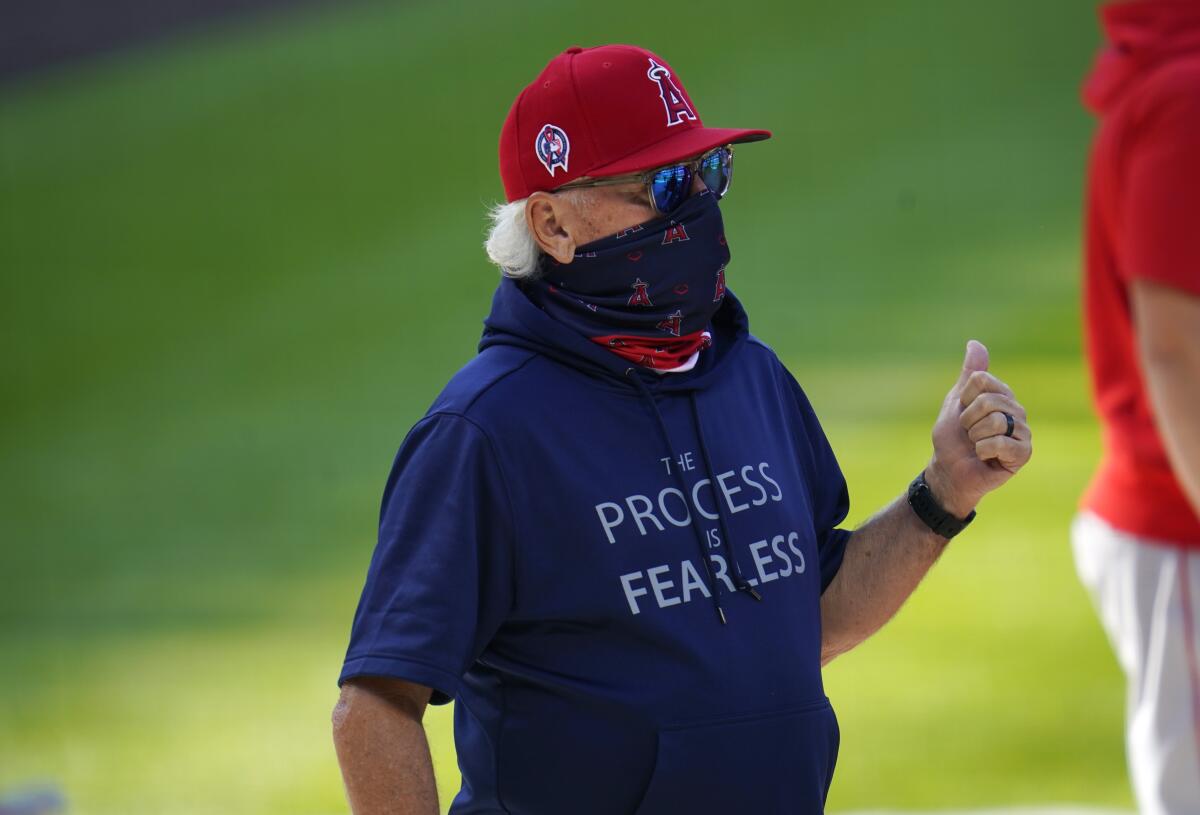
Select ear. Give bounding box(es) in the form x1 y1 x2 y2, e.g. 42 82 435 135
525 192 577 265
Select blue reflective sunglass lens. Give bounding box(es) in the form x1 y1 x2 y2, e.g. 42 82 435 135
650 164 691 214
700 148 732 197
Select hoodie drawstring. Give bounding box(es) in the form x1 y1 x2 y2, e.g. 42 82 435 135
690 392 764 602
624 369 762 624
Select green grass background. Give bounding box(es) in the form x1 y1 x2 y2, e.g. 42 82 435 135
0 0 1123 812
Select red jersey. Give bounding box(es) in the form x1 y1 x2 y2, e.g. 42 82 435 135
1081 0 1200 547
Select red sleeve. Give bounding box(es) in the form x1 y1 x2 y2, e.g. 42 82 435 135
1121 68 1200 297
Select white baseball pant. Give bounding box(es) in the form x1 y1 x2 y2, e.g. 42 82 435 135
1072 510 1200 815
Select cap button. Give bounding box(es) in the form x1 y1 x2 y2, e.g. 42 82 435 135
565 46 583 54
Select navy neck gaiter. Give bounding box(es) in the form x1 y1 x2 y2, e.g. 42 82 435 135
524 189 731 370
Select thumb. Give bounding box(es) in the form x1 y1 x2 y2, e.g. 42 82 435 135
955 339 989 388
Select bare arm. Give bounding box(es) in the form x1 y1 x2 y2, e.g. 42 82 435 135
820 494 949 664
1132 279 1200 516
820 341 1031 664
332 677 439 815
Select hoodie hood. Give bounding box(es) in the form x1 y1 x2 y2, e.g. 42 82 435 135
1084 0 1200 113
479 275 751 393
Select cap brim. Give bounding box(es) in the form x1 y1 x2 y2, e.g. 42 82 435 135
583 127 771 179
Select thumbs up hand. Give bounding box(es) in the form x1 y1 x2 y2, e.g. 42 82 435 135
923 340 1032 519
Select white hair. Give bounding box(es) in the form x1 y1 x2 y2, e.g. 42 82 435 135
483 189 595 279
484 199 541 279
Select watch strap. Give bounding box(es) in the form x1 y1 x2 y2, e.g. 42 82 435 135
907 471 976 539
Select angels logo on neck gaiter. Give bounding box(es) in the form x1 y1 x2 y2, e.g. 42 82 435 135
525 189 730 370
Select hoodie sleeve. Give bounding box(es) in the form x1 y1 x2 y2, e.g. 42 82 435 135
339 412 515 704
1121 73 1200 296
777 364 851 594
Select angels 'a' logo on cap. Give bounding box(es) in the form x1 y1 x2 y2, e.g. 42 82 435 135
535 124 570 176
646 59 696 127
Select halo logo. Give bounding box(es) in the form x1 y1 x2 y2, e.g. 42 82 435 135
628 278 653 307
535 124 570 176
656 310 684 336
647 59 697 127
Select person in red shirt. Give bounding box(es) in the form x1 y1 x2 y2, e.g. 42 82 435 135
1075 2 1200 812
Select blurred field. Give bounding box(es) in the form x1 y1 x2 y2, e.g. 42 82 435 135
0 1 1123 813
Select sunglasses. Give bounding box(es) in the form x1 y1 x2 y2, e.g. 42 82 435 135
558 145 733 215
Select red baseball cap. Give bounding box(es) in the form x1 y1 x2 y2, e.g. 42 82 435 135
499 44 771 202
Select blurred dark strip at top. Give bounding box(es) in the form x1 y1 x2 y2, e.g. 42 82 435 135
0 0 340 85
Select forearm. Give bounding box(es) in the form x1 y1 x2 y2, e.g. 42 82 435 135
333 681 439 815
1142 344 1200 516
819 493 949 665
1133 279 1200 518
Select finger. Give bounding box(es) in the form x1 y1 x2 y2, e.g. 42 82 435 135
959 369 1015 408
953 340 990 390
975 434 1033 472
960 392 1027 430
967 410 1031 443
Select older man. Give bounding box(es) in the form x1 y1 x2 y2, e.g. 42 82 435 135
332 44 1032 814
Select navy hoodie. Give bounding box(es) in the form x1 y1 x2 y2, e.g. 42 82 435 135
340 277 853 814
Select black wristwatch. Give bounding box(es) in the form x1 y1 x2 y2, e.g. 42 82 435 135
907 471 976 539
